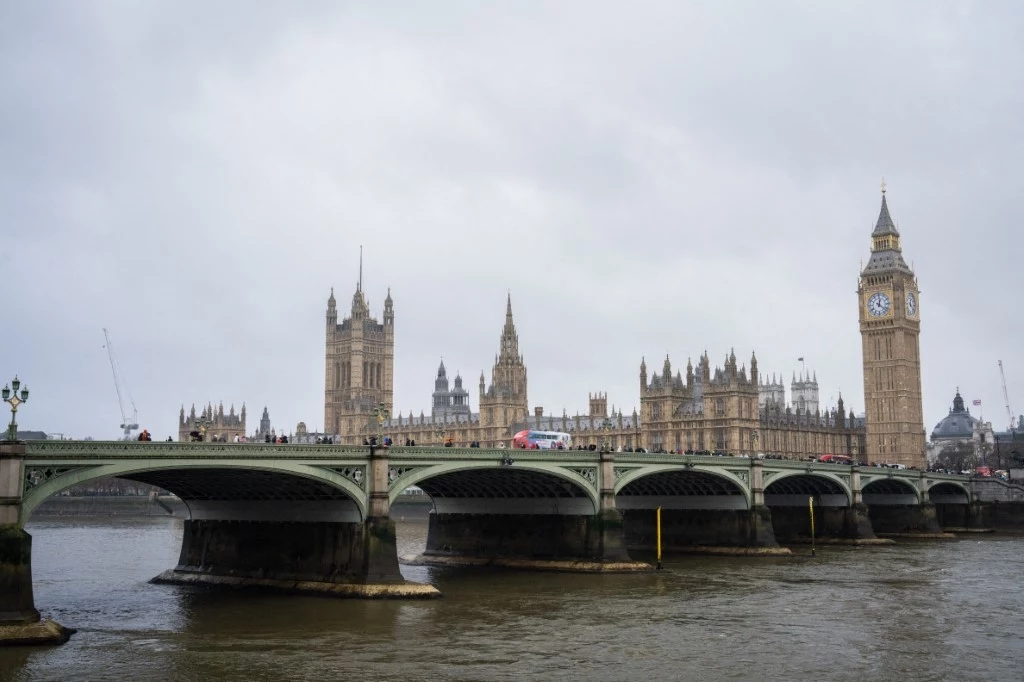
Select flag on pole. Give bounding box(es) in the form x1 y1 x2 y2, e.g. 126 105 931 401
972 399 982 406
797 357 804 362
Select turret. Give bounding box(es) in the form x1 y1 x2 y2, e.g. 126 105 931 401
750 352 758 384
384 287 394 326
640 357 648 394
662 354 672 380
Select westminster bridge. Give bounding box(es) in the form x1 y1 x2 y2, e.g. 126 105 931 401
3 439 1024 638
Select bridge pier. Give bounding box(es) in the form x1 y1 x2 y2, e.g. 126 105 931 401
0 443 73 645
867 502 947 537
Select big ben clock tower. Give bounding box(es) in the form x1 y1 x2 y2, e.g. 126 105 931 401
858 181 926 468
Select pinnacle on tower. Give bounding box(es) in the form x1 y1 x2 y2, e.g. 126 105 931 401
872 187 899 237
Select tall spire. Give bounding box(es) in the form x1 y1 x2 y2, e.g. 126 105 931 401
872 188 899 237
863 181 911 274
499 294 519 361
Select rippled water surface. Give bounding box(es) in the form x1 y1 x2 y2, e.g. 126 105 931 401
2 518 1023 681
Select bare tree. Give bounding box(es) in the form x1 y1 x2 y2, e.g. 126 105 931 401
935 441 978 473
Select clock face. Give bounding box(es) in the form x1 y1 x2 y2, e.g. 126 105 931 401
906 291 917 316
867 292 891 317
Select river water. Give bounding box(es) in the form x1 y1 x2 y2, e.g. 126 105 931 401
1 518 1022 681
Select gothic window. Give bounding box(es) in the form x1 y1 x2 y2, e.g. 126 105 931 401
376 363 382 388
335 362 340 389
651 404 662 420
715 398 725 417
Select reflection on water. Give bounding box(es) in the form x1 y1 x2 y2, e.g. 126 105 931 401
2 518 1022 681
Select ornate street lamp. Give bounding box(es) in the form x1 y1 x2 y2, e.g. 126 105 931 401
751 430 760 456
2 375 29 442
434 424 447 446
600 417 614 453
373 402 390 445
194 416 211 442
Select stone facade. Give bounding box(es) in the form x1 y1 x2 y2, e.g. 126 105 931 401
639 351 864 459
178 403 246 442
858 187 927 468
323 278 395 440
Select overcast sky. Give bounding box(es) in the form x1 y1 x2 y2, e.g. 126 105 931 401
2 1 1022 441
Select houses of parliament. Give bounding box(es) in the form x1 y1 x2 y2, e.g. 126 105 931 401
312 188 926 467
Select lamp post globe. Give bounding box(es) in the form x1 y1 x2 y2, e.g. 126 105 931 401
599 417 614 452
3 375 29 442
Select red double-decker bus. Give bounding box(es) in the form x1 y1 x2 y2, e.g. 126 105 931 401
817 454 853 464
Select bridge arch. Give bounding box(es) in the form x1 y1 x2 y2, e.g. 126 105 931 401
21 461 368 522
389 462 598 515
862 476 920 505
613 466 750 510
763 471 852 507
928 480 971 505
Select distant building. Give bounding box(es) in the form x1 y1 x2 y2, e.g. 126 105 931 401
791 370 820 415
758 374 786 409
926 389 994 466
179 402 246 442
757 369 820 415
995 414 1024 470
254 406 273 441
431 360 471 421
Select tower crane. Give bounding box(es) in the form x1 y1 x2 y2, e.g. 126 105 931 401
998 360 1015 432
102 328 139 440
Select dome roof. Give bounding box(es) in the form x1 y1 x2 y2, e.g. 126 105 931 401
931 390 980 441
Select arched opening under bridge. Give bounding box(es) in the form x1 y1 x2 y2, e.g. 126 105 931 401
615 469 774 551
397 465 618 565
763 474 860 542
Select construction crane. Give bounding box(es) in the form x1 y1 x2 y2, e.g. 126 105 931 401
999 360 1015 432
102 328 139 440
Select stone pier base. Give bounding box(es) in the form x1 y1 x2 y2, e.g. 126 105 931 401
771 504 879 543
0 620 76 646
622 507 782 552
869 503 952 537
0 526 74 646
152 570 440 598
421 512 645 568
404 554 652 572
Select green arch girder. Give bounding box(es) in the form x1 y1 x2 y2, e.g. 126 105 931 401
387 460 600 510
613 465 753 509
860 475 921 503
926 479 972 501
762 470 854 505
21 459 367 523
